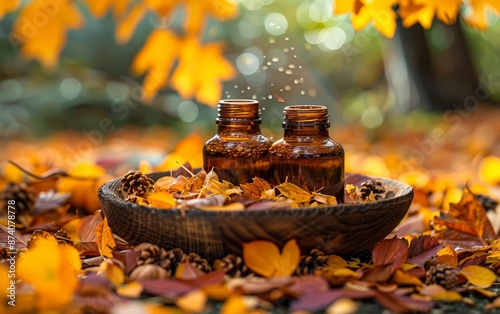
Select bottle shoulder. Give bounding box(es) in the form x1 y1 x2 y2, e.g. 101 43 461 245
269 137 344 157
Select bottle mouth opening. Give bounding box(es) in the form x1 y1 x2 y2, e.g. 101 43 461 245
282 105 330 129
217 99 261 124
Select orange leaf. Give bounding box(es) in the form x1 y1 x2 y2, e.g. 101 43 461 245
116 280 143 298
431 290 462 302
131 28 179 102
144 0 179 16
147 190 176 209
435 246 458 267
277 239 301 277
116 3 147 44
334 0 357 14
221 295 248 314
171 36 235 106
0 0 19 19
243 240 281 277
241 177 272 199
184 0 238 34
95 217 116 258
463 0 500 30
98 259 125 287
393 269 423 287
399 0 462 29
460 265 497 288
12 0 85 69
478 155 500 185
176 290 207 313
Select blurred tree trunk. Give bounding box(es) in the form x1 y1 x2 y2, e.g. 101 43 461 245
386 19 480 111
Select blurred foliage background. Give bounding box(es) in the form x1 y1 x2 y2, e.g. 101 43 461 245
0 0 499 174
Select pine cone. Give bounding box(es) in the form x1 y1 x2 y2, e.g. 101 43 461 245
125 194 151 206
214 254 252 277
120 170 155 197
136 243 169 267
359 180 385 200
477 194 498 212
1 182 35 216
136 244 211 276
425 264 458 289
296 249 329 275
54 229 73 245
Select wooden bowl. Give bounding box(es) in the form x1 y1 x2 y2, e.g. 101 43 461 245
98 172 413 259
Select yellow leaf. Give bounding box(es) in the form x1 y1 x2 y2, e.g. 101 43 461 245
18 237 80 310
155 131 204 170
276 182 312 203
95 217 117 258
326 297 359 314
436 246 458 267
393 269 423 286
171 36 235 106
351 0 398 38
243 241 281 277
176 290 207 313
117 280 143 298
132 28 179 102
460 265 497 288
83 0 132 18
431 290 462 302
221 295 248 314
98 259 125 287
116 3 147 44
147 190 176 209
479 156 500 185
200 202 245 211
0 0 19 19
144 0 179 16
328 255 348 268
12 0 85 69
463 0 500 30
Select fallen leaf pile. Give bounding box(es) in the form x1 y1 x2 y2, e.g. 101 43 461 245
1 107 500 313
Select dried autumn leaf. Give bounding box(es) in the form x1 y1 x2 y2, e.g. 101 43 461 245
83 0 132 18
460 265 497 288
399 0 463 29
33 190 71 214
435 246 458 267
0 0 19 18
131 28 179 102
350 0 398 38
241 177 272 199
17 236 80 310
392 269 423 287
95 217 117 258
276 182 312 203
11 0 85 69
463 0 500 30
372 237 409 272
431 290 462 302
243 239 300 278
176 289 207 313
171 36 235 106
98 259 125 287
147 190 176 209
116 280 143 298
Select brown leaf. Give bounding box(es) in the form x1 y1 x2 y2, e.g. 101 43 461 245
95 217 116 258
407 235 441 258
372 237 408 272
140 279 194 298
374 291 434 313
290 289 374 312
240 177 272 199
0 224 27 249
360 264 394 283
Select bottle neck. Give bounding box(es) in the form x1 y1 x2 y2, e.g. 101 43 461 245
216 99 262 135
282 105 331 138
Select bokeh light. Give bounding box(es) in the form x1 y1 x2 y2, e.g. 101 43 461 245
59 78 82 100
178 101 199 122
237 52 260 75
265 12 288 36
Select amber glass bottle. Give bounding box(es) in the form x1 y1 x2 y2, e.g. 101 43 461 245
203 99 272 185
269 105 345 203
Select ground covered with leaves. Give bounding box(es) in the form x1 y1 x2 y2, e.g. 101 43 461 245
2 108 500 313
